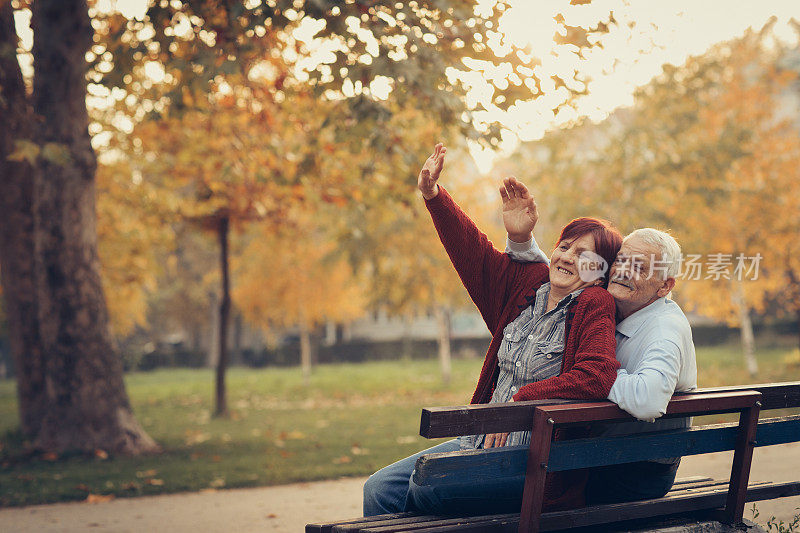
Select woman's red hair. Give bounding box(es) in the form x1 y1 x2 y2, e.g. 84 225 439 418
555 217 623 288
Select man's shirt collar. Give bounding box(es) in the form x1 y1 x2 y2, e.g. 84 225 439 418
616 297 668 338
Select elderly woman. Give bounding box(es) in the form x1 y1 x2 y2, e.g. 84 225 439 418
363 144 623 517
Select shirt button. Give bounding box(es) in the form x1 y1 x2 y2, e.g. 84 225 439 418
506 333 511 339
515 361 521 367
527 334 534 340
546 354 553 359
511 386 517 392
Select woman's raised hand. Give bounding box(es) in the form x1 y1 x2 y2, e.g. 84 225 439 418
500 177 538 243
418 143 447 200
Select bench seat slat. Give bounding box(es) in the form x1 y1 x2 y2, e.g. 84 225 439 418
352 514 517 532
306 513 418 533
377 481 800 532
316 478 725 533
414 416 800 485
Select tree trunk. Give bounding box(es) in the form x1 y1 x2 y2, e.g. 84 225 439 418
0 2 47 438
215 215 230 417
207 290 219 367
434 307 452 384
299 319 312 387
797 307 800 356
786 269 800 352
232 310 242 366
731 278 757 377
29 0 157 454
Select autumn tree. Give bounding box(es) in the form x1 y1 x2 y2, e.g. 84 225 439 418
233 213 365 385
0 0 45 437
325 107 485 382
95 159 173 337
0 0 157 453
121 82 321 415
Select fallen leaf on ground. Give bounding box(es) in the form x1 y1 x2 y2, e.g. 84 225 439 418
184 431 211 445
42 452 58 461
86 494 115 504
94 449 108 460
333 456 352 464
74 484 90 492
209 478 226 488
278 450 294 458
266 514 277 519
145 478 164 486
136 469 158 478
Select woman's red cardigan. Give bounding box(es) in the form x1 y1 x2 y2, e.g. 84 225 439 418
425 186 619 405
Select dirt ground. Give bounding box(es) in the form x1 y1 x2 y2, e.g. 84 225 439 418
2 442 798 533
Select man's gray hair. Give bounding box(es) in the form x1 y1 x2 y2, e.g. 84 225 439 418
624 228 682 279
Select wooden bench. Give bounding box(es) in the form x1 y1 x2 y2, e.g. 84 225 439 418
306 382 800 533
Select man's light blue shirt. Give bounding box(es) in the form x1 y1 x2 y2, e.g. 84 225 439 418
609 297 697 423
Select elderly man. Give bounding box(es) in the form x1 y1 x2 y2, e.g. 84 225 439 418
501 177 697 504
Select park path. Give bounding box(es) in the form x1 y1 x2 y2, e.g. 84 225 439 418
2 442 799 532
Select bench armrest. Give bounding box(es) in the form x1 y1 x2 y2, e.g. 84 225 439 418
420 399 580 438
534 390 762 426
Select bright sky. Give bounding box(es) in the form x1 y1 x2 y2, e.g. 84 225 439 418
13 0 800 171
467 0 800 171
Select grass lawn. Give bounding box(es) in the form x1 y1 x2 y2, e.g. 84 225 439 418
1 340 799 507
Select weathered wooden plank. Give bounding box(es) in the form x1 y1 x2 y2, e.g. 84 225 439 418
330 514 443 533
413 416 800 485
385 481 800 532
672 476 714 486
314 481 772 533
420 383 800 438
541 480 800 532
724 404 761 522
692 382 800 411
354 514 517 532
519 409 555 533
419 400 576 439
539 392 762 426
306 513 417 533
364 515 519 533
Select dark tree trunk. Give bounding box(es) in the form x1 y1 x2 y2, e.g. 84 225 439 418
215 215 230 417
299 319 311 386
787 269 800 352
232 310 242 365
29 0 157 454
0 2 47 437
434 306 452 385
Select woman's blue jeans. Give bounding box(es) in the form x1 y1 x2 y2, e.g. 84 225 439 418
362 439 526 517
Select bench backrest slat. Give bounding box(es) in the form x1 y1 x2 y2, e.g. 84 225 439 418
413 415 800 486
420 383 800 438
